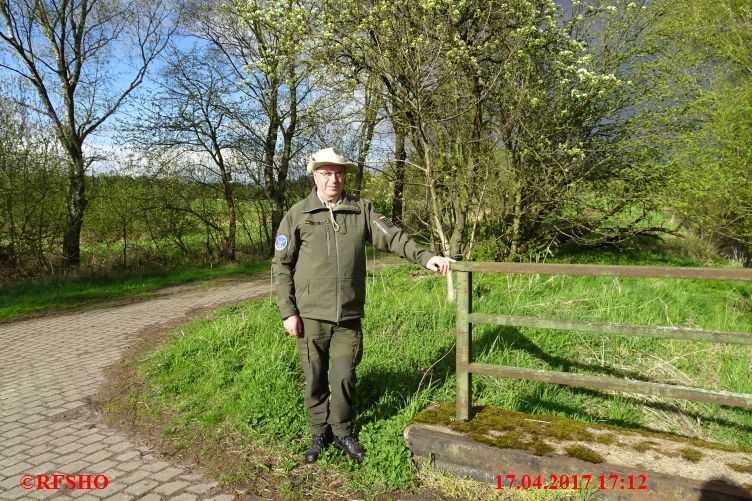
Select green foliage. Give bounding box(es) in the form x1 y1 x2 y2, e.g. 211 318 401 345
469 238 509 262
81 173 273 271
637 0 752 263
321 0 674 258
0 95 68 274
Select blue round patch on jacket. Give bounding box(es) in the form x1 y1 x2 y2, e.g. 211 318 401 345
275 235 288 251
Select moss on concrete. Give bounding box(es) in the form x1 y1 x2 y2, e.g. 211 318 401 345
414 403 593 459
728 463 752 474
595 433 618 445
565 445 605 464
679 447 703 462
412 402 752 465
632 440 658 453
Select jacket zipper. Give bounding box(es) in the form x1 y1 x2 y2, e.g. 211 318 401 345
334 220 341 323
326 228 330 256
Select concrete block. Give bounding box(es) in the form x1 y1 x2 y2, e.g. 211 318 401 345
404 423 752 501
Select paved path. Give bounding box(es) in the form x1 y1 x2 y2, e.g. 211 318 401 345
0 276 274 500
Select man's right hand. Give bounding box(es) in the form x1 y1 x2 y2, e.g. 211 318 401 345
283 314 303 337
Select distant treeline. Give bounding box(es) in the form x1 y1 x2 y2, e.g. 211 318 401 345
0 0 749 277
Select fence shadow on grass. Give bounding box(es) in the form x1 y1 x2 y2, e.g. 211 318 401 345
353 328 505 427
354 343 456 426
351 323 752 440
476 325 658 382
476 326 752 436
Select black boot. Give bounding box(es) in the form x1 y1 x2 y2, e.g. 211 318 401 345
305 430 332 463
333 435 365 462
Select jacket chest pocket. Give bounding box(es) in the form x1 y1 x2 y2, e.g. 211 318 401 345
342 223 366 240
337 222 367 261
301 220 332 256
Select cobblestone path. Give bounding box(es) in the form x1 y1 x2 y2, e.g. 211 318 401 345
0 277 273 500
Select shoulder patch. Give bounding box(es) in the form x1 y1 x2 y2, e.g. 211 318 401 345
376 214 396 228
275 234 288 251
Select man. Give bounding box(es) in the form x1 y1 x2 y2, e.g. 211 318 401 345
273 147 453 463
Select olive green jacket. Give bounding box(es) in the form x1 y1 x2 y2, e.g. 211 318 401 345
273 189 434 323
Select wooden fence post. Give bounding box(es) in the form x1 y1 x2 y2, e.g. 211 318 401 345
455 270 473 422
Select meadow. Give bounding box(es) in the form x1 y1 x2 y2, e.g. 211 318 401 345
107 238 752 498
0 260 269 321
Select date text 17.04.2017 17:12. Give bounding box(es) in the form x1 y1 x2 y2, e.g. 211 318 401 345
495 473 648 491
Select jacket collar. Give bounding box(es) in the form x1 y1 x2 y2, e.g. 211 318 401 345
301 188 360 213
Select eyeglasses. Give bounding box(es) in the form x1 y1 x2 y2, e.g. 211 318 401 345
316 170 346 180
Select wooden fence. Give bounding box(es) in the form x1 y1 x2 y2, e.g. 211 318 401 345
452 262 752 421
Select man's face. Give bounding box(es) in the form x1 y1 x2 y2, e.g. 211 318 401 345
313 164 346 201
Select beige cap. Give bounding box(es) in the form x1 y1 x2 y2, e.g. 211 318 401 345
306 147 358 175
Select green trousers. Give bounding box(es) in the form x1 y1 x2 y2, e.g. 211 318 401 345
297 317 363 437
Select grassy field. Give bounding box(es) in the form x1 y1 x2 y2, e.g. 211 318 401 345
106 241 752 498
0 260 269 321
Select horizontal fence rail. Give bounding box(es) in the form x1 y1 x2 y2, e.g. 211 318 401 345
469 314 752 345
452 261 752 281
452 262 752 422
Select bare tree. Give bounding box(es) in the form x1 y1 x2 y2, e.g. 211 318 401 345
0 0 176 266
180 0 327 253
127 46 242 260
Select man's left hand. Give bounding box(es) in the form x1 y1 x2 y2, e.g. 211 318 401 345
426 256 455 275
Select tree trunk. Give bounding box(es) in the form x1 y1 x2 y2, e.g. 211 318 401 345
392 123 406 224
510 176 523 258
418 136 449 255
122 221 128 269
355 77 380 196
263 84 282 255
270 203 283 246
62 149 86 267
354 122 375 196
269 65 299 252
254 198 270 247
217 156 236 262
448 75 482 259
224 186 236 262
450 198 467 257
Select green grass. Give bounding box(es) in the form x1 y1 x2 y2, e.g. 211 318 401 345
0 260 269 321
551 233 735 267
129 246 752 496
